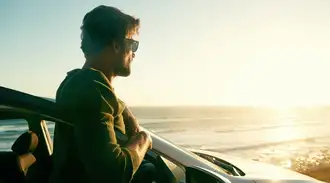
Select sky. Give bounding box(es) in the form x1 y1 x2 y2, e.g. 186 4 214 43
1 0 330 107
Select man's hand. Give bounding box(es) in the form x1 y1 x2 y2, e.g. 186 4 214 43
123 107 141 137
125 131 153 165
126 131 152 150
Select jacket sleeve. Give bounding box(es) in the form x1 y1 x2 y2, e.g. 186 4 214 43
71 80 141 183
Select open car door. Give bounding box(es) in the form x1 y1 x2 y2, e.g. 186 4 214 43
0 86 59 183
0 86 132 183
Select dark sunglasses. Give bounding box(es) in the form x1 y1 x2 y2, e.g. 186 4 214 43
125 38 139 52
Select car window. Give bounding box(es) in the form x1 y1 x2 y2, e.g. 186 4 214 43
0 118 29 151
45 120 55 141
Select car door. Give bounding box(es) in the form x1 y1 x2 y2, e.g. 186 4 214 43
0 87 57 183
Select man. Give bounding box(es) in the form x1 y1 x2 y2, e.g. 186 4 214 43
49 5 152 183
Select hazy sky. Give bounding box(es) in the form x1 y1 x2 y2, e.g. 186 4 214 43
1 0 330 106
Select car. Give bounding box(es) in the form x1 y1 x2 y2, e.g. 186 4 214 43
0 86 325 183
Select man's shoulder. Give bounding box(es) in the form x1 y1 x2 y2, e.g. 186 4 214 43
68 68 109 84
55 68 122 117
56 68 117 106
59 68 111 92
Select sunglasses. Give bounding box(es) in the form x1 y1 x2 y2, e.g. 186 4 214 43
125 38 139 52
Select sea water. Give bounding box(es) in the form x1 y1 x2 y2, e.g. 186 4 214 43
1 106 330 176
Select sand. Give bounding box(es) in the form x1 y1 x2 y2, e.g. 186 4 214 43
300 167 330 182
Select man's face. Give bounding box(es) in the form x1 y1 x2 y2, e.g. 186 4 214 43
114 36 139 77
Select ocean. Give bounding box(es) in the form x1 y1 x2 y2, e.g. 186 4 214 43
1 106 330 177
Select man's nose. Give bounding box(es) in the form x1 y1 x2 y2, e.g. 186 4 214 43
132 53 135 58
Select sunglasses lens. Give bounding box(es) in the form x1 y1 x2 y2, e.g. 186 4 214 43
125 39 139 52
131 41 139 52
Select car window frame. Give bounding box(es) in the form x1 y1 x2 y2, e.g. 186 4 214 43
0 105 54 155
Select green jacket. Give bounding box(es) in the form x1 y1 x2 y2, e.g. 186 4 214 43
49 68 140 183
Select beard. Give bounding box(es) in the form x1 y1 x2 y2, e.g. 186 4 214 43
116 66 131 77
114 50 133 77
115 59 131 77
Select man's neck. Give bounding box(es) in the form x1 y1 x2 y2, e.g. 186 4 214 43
82 60 115 84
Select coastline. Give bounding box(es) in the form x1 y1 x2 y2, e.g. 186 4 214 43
300 166 330 182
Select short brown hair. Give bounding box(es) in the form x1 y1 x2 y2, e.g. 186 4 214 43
80 5 140 56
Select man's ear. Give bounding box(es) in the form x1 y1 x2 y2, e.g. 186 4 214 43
112 41 121 53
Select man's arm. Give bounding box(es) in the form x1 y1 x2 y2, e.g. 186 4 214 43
122 105 141 137
72 81 150 183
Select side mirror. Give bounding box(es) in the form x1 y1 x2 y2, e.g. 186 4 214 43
185 166 231 183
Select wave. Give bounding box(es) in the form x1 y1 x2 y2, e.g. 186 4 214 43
150 128 187 134
139 116 233 124
214 121 322 134
0 129 25 136
206 135 330 152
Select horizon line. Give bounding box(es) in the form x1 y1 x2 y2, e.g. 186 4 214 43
40 97 330 108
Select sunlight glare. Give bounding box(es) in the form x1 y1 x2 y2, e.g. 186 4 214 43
268 108 302 142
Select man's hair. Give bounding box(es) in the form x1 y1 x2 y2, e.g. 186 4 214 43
80 5 140 56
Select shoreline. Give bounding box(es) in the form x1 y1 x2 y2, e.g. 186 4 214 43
299 166 330 182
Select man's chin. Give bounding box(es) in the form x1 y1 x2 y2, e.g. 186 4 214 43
116 69 131 77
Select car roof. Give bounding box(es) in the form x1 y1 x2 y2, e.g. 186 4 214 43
0 86 58 116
